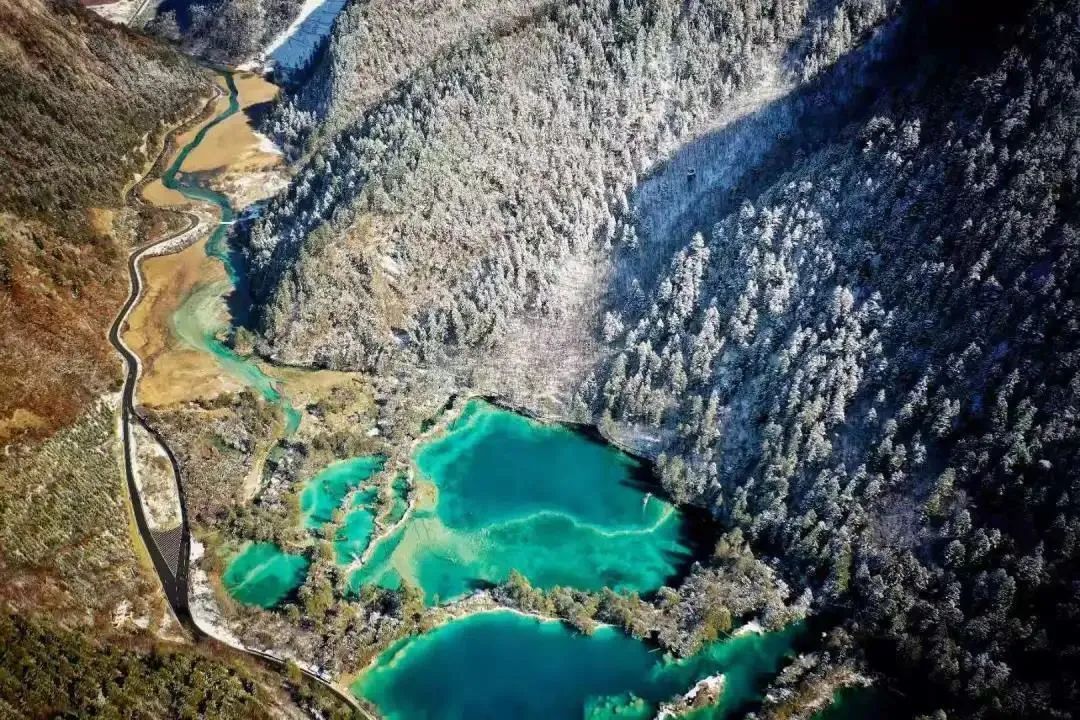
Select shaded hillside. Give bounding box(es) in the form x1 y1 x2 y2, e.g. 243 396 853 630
244 0 878 372
262 0 554 155
590 1 1080 716
146 0 305 66
0 0 206 443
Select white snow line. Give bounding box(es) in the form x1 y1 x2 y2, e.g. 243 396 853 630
263 0 327 57
257 0 350 74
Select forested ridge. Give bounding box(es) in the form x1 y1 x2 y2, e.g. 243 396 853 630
245 0 889 371
0 0 206 442
0 612 274 719
0 0 202 226
588 1 1080 715
237 0 1080 716
0 6 344 718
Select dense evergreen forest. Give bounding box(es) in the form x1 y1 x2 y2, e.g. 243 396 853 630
594 2 1080 716
238 0 1080 716
0 612 275 719
147 0 305 65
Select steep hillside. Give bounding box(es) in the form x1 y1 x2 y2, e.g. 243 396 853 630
588 1 1080 716
238 0 1080 716
245 0 893 376
0 7 359 717
146 0 306 66
262 0 554 154
0 611 278 719
0 0 200 630
0 0 206 444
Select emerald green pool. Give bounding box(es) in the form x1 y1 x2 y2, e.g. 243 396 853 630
350 399 697 604
335 490 379 563
385 474 409 525
222 542 308 608
300 455 385 529
353 611 802 720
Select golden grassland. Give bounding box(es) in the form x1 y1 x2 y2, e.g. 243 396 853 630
139 77 233 208
126 72 286 408
124 236 245 407
180 72 279 174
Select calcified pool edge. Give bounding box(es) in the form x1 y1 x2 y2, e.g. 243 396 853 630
347 398 702 604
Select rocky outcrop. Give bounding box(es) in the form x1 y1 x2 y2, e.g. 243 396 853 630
656 674 725 719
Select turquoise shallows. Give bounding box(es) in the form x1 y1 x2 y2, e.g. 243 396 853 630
300 456 385 529
385 474 409 525
350 399 696 604
222 542 308 608
162 72 300 436
353 611 802 720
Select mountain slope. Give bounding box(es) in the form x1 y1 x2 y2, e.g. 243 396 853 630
0 6 354 717
245 0 874 374
146 0 306 66
0 0 206 444
238 0 1080 716
590 1 1080 715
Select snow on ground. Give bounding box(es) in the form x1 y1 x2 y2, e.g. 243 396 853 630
250 0 350 76
254 130 285 156
88 0 141 24
87 0 158 26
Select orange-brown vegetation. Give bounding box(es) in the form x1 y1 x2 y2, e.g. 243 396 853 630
0 0 209 444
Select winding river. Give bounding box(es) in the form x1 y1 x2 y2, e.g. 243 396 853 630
162 72 300 434
112 71 366 715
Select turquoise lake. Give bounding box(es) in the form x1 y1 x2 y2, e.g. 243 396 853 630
221 542 308 608
300 455 385 530
350 398 700 604
354 611 802 720
160 77 853 720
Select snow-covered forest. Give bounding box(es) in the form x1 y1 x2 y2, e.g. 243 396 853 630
233 0 1080 717
146 0 307 65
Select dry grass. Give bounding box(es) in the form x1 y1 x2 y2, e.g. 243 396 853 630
0 212 129 444
123 237 244 407
140 179 190 207
180 73 280 173
0 400 173 634
126 73 286 408
183 73 290 208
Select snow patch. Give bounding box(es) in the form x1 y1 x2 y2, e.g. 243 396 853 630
254 130 285 157
88 0 151 26
734 619 763 636
257 0 350 76
656 674 726 719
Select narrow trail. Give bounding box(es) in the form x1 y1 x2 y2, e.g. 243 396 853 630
108 73 372 719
